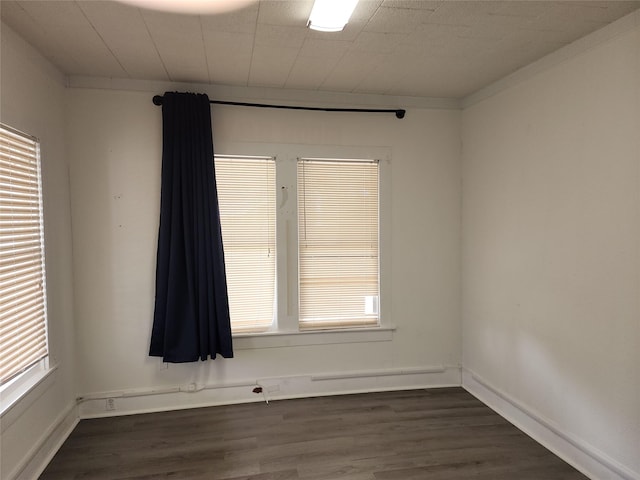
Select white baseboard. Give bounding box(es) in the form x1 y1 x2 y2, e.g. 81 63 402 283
462 369 639 480
78 365 462 419
9 402 79 480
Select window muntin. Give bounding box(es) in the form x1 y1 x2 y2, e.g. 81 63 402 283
297 158 379 330
216 155 276 333
0 124 49 385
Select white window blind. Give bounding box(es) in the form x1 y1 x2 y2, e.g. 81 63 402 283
0 124 48 385
297 158 379 330
216 155 276 333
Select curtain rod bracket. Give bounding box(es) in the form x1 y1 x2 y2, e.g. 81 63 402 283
152 95 405 119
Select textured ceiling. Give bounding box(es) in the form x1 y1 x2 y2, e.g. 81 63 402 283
2 0 639 98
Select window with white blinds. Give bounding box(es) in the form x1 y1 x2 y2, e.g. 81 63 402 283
297 158 379 330
216 155 276 333
0 124 49 386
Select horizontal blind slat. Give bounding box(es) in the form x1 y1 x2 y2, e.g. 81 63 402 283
0 151 39 169
0 288 43 319
0 241 41 258
0 309 46 349
0 255 44 278
0 266 43 290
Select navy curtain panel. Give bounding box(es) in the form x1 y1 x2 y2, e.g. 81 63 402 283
149 92 233 362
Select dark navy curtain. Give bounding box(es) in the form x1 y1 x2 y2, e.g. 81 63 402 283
149 92 233 362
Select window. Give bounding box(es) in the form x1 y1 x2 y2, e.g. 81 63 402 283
215 143 387 338
0 124 49 386
298 158 379 330
216 155 276 333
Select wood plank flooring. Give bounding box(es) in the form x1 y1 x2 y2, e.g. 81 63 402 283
39 388 589 479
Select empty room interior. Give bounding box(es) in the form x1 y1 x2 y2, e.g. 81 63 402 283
0 0 639 479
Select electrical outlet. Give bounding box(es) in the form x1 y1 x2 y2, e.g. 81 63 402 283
105 398 116 411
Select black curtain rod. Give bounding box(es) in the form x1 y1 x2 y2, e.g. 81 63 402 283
152 95 405 119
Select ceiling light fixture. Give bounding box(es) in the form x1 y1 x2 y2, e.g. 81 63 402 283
113 0 255 15
307 0 359 32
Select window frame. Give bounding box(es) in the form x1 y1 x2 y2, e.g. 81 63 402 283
215 142 392 348
0 123 51 415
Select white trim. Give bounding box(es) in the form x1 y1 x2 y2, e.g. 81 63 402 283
66 76 461 111
462 369 639 480
1 363 58 427
6 401 78 480
77 365 462 419
214 141 394 340
462 9 640 109
233 326 394 349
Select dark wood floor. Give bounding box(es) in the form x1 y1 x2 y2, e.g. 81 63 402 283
40 387 588 480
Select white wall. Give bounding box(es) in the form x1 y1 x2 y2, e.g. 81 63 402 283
0 24 77 479
462 18 640 480
67 86 462 415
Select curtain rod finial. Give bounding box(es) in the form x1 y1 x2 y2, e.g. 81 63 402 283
395 110 406 119
153 95 163 106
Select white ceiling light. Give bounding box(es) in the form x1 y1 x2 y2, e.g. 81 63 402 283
113 0 255 15
307 0 359 32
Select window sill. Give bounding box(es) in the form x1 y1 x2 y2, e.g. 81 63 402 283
1 361 58 423
232 326 395 350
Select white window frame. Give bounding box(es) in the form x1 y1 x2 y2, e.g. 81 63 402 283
215 142 393 349
0 124 52 416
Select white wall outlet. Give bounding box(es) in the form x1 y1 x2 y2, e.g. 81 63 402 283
105 398 116 411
